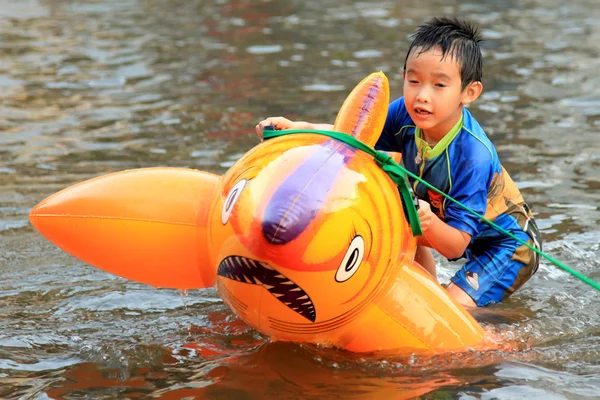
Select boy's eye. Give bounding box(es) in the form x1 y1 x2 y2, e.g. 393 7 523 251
435 83 446 88
409 80 419 84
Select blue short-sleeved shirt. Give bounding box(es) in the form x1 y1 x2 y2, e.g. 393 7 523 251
375 97 528 249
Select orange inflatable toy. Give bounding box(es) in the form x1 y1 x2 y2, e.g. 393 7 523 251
30 72 494 354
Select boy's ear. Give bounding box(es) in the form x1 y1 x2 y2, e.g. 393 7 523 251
462 81 483 105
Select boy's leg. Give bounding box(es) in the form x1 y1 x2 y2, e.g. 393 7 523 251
414 246 437 281
446 283 476 307
413 250 485 307
449 212 541 308
413 247 478 307
450 232 540 307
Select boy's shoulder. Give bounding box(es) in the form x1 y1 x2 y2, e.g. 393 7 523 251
387 97 416 132
388 97 409 120
456 108 497 162
460 108 487 138
380 97 417 141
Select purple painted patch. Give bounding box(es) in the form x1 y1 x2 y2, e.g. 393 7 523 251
262 142 353 244
351 82 381 138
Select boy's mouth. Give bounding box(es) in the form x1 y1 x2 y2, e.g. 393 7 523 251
414 107 432 115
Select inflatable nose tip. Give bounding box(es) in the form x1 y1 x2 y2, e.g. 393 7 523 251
28 188 79 240
29 194 52 216
29 202 40 220
29 203 41 230
28 196 57 237
27 167 222 290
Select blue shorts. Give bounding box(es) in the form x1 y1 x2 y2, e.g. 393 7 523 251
450 213 542 307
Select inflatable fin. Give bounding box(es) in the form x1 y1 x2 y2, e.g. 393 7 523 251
332 71 389 147
29 168 220 289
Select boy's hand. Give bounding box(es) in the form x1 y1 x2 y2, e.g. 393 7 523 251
416 199 471 260
417 199 437 232
255 117 296 139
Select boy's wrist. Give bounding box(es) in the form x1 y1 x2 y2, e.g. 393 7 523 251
298 121 314 130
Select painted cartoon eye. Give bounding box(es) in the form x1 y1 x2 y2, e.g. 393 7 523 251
335 235 365 282
221 179 247 224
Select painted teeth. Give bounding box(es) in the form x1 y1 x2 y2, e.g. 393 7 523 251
217 256 316 321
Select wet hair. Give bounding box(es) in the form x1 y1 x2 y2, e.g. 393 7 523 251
403 17 483 90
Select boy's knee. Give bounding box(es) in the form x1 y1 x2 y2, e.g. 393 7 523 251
446 283 477 307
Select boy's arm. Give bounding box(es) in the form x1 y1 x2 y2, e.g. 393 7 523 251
417 200 471 259
256 117 333 138
257 98 406 146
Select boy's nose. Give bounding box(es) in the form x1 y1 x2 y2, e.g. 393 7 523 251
416 89 430 103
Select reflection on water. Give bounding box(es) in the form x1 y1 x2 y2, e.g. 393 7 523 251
45 342 466 399
1 0 600 398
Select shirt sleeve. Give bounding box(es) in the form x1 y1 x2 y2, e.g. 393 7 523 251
444 154 493 238
375 97 405 152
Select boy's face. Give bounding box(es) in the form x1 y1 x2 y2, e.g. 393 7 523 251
403 46 481 140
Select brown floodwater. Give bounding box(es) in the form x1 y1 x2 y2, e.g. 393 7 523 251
1 0 600 398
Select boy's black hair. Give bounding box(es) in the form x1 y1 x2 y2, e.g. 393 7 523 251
403 17 483 90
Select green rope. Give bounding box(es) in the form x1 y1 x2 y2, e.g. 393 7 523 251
262 128 600 293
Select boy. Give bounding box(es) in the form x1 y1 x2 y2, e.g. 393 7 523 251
255 17 542 307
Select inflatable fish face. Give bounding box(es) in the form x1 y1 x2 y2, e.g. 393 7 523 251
205 72 417 336
209 133 416 334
